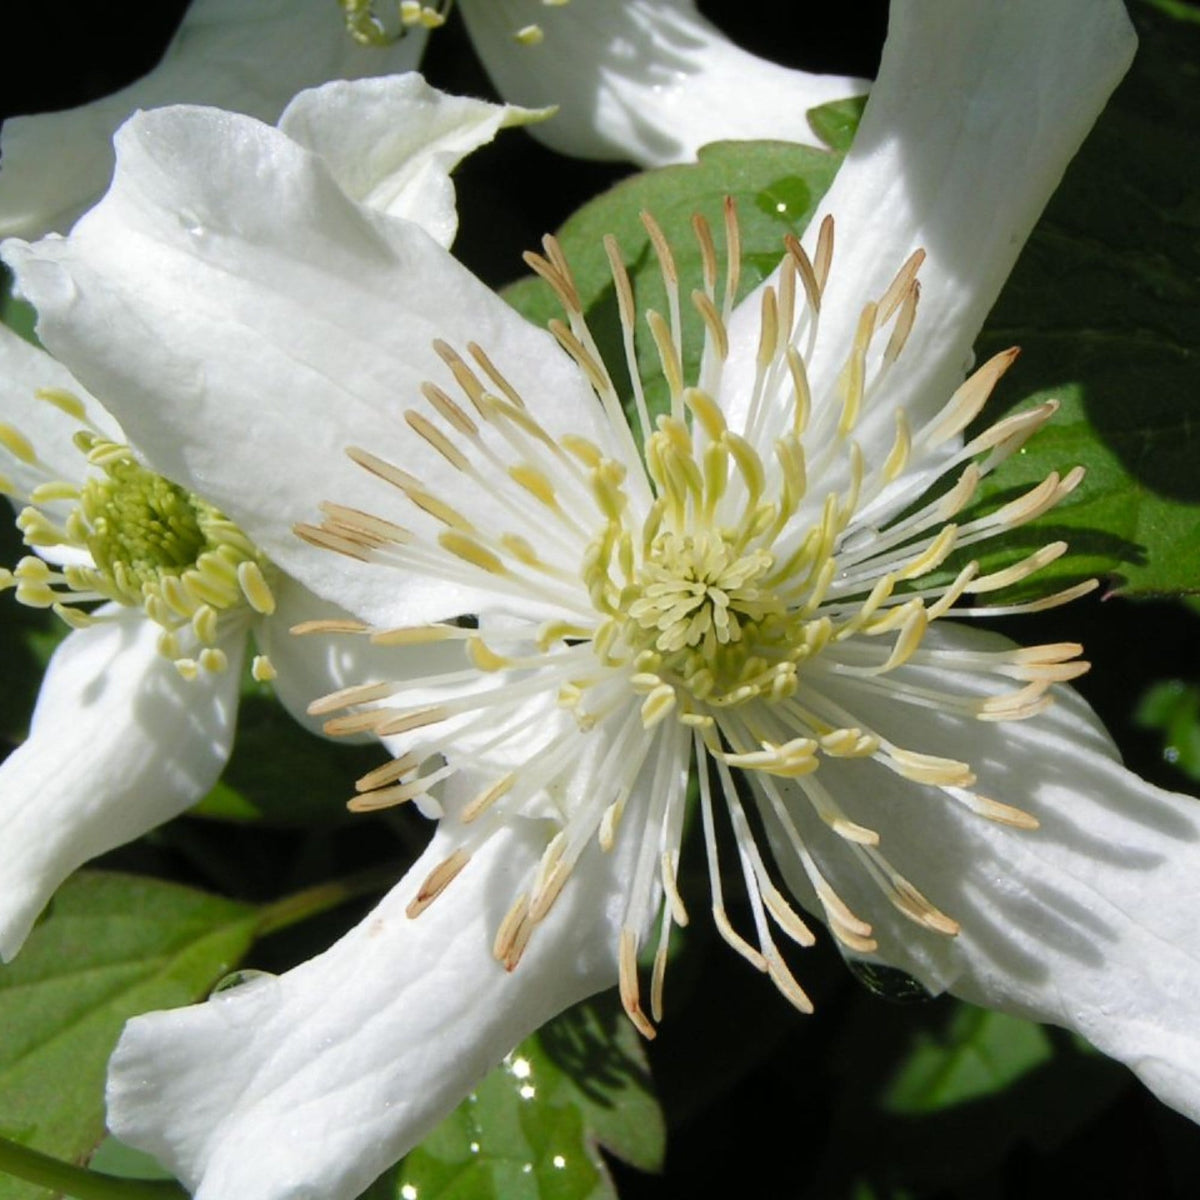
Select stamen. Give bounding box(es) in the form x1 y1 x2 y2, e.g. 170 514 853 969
1 420 274 674
295 204 1096 1041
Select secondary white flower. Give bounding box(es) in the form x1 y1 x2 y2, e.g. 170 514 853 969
0 0 866 238
455 0 870 165
8 4 1187 1199
0 76 531 960
0 0 426 239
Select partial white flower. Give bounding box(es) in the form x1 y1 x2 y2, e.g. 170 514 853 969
7 3 1184 1199
456 0 870 165
0 0 427 239
0 76 529 960
0 0 866 238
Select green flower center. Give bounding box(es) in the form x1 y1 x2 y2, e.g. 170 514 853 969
79 446 221 599
2 417 276 678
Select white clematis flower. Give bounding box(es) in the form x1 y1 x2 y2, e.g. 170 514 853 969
0 0 427 239
455 0 870 165
0 0 866 238
0 76 532 961
7 3 1193 1198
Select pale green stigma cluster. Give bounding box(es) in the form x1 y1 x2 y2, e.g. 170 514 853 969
580 392 832 725
1 410 276 680
339 0 450 44
339 0 570 47
627 532 780 657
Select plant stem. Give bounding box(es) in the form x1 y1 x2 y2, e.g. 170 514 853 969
254 863 402 937
0 1136 187 1200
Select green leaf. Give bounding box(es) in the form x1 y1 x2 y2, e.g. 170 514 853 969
810 995 1131 1197
805 95 869 153
970 3 1200 598
503 139 841 429
190 691 384 826
392 995 663 1200
1136 679 1200 779
881 1005 1054 1115
86 1139 172 1183
1139 0 1200 24
0 873 256 1200
534 995 664 1174
0 268 38 348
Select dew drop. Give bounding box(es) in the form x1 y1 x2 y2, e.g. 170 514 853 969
178 210 207 240
846 960 934 1005
400 1184 418 1200
753 176 811 224
553 1155 566 1170
519 1084 536 1100
838 525 879 558
522 1163 533 1175
469 1141 480 1154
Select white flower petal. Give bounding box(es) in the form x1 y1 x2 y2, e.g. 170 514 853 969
3 104 609 627
0 0 426 238
107 814 637 1200
724 0 1136 459
774 622 1200 1123
460 0 867 166
278 74 544 245
0 607 242 960
0 321 121 492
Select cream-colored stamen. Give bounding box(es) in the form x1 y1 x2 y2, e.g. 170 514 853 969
301 205 1093 1041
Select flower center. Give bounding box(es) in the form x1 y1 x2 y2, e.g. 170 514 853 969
621 530 804 710
302 205 1096 1040
339 0 570 46
1 399 276 677
628 530 778 656
76 437 218 597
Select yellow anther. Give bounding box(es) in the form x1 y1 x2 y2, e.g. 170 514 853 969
640 683 677 728
35 387 88 420
561 435 603 467
723 432 764 504
467 636 512 672
29 481 80 504
438 531 507 575
683 387 726 441
896 523 958 582
881 410 912 482
835 303 873 438
198 647 229 674
461 774 517 824
52 603 97 629
509 464 557 507
0 423 37 465
191 604 220 645
251 654 276 682
237 560 276 615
